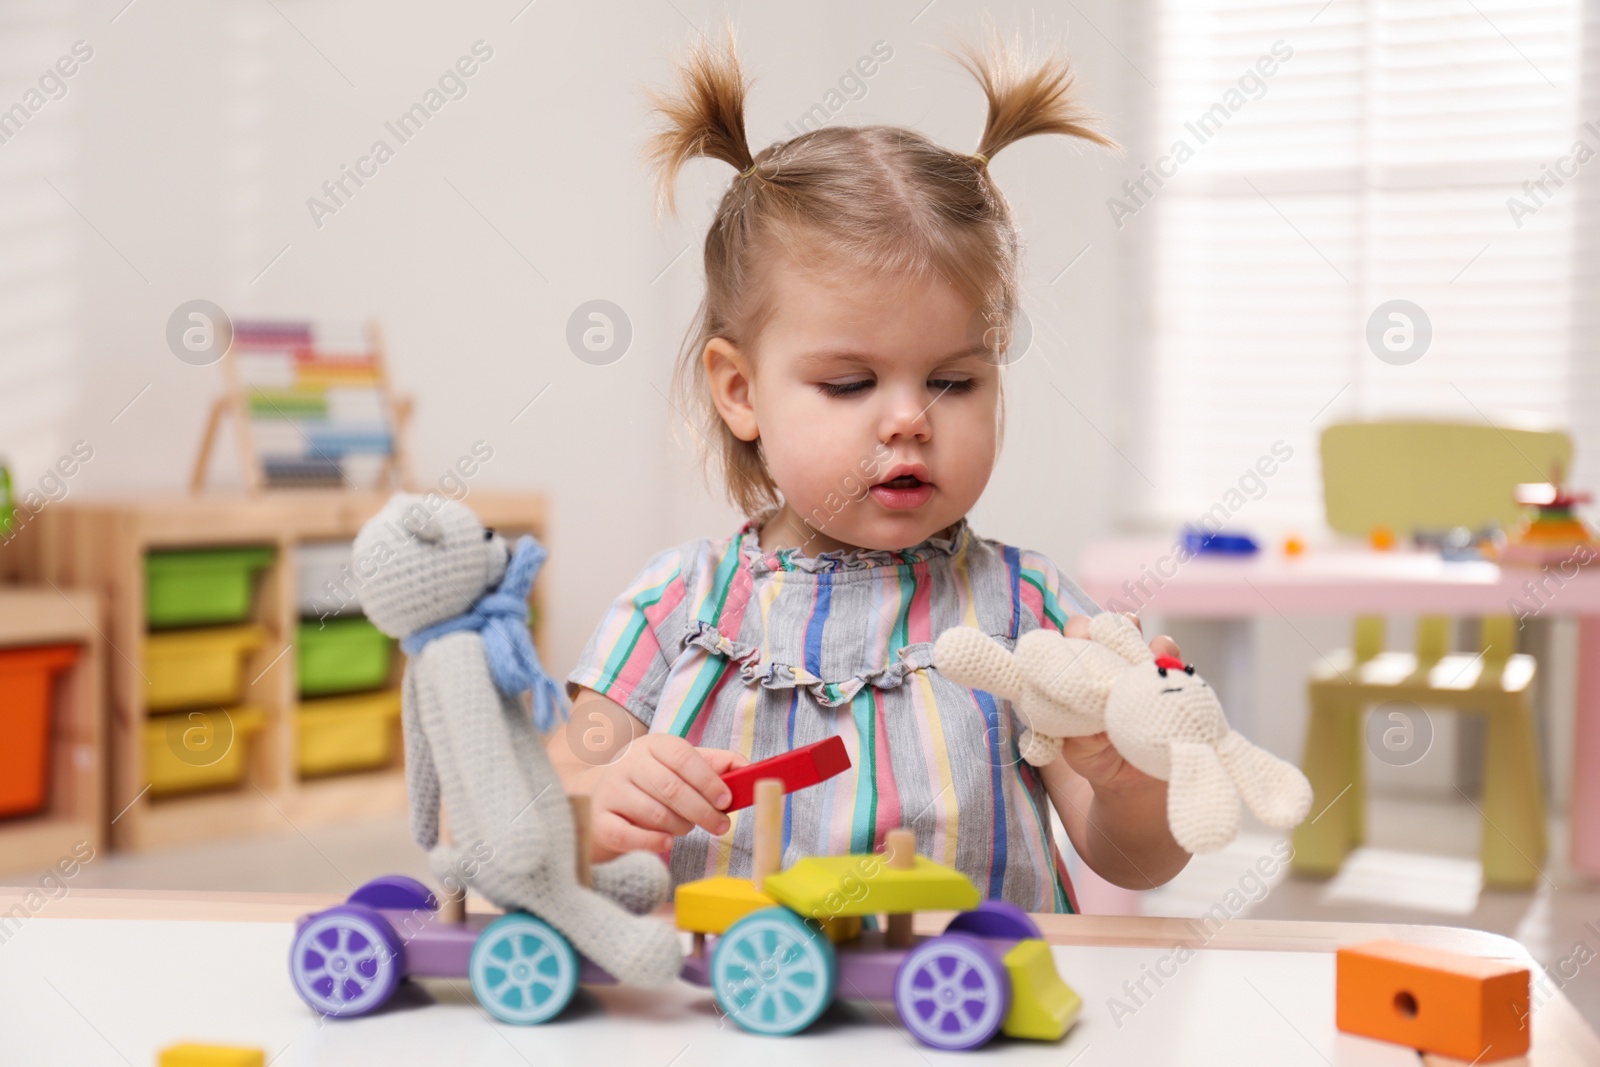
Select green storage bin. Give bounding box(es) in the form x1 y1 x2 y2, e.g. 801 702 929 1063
146 547 275 628
297 617 392 696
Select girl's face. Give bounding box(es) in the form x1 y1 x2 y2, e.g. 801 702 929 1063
704 251 1002 553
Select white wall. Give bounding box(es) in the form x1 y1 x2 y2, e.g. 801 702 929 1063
0 0 1139 679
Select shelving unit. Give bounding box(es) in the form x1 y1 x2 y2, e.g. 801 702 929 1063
15 490 545 852
0 587 104 871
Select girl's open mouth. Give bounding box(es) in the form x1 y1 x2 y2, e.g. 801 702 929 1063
870 472 934 510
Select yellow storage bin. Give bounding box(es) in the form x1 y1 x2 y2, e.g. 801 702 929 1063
144 624 266 711
297 689 402 777
144 706 265 797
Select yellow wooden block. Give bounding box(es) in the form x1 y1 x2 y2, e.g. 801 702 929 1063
761 853 979 919
158 1044 265 1067
1000 939 1081 1041
673 875 775 933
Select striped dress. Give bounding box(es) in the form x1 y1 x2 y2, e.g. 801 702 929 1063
564 516 1101 913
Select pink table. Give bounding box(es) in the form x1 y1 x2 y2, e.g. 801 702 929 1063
1076 538 1600 879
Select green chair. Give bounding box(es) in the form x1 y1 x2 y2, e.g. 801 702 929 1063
1290 420 1567 889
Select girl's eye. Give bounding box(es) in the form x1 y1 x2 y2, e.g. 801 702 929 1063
929 378 976 394
818 380 872 398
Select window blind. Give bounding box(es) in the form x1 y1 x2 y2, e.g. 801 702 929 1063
0 1 81 498
1140 0 1585 528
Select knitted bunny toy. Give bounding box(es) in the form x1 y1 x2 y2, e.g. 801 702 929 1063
935 612 1312 854
355 494 681 987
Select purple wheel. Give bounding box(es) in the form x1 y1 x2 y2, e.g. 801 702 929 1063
943 899 1042 941
289 904 404 1017
893 933 1011 1050
348 875 437 912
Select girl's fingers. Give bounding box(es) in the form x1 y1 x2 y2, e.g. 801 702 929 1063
642 756 731 836
607 783 695 838
591 809 673 856
1063 615 1091 639
700 748 750 775
653 739 735 812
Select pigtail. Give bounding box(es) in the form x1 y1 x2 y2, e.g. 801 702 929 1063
645 26 756 216
952 31 1119 162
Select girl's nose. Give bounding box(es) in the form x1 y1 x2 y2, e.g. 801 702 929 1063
878 389 933 443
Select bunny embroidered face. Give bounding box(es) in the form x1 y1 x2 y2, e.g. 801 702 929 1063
352 494 510 639
1106 655 1229 781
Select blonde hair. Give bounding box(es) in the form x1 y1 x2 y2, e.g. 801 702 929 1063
646 27 1117 519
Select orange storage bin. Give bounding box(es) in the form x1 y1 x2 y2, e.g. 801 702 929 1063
0 643 81 818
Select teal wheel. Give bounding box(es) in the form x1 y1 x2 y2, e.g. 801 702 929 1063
710 906 837 1036
467 912 579 1025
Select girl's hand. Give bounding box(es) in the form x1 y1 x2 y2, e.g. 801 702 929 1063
589 734 749 859
1055 613 1181 793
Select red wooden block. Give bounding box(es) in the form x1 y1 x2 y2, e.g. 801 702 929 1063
720 736 851 811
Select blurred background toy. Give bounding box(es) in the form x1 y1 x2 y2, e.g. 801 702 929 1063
1181 526 1259 556
1499 463 1597 565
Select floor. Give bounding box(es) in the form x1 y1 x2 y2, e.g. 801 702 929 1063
5 793 1597 1031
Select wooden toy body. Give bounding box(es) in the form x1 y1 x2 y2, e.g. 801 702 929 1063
673 857 1080 1049
288 875 635 1024
1336 939 1531 1061
676 918 1081 1046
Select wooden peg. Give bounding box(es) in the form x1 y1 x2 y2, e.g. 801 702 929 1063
751 778 783 892
570 794 592 888
437 883 466 924
437 802 466 923
885 828 916 870
885 827 916 948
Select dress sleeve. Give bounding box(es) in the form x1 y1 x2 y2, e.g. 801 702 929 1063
565 543 695 729
1015 549 1101 635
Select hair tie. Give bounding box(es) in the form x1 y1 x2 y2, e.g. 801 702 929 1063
969 151 990 168
739 161 760 179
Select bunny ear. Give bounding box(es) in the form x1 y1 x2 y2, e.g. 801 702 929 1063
1216 732 1314 830
1088 611 1154 665
1167 742 1242 854
934 627 1022 701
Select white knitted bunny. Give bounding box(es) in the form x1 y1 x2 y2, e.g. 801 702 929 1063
935 613 1313 854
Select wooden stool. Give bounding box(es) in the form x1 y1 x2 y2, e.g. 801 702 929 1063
1292 616 1547 888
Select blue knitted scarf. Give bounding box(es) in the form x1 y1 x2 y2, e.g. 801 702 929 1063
400 535 568 732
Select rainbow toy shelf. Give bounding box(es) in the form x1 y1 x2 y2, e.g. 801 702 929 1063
8 491 545 852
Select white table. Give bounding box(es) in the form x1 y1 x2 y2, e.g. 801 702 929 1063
1 889 1594 1065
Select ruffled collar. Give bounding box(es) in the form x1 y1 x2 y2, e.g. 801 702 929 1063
738 515 972 576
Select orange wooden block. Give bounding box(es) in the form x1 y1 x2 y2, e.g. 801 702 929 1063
1336 940 1531 1062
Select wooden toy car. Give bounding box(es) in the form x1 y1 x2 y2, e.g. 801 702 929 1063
674 788 1081 1050
289 872 630 1024
287 773 1081 1050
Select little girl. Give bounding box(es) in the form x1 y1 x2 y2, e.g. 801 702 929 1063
549 32 1190 912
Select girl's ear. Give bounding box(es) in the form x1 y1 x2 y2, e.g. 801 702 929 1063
704 337 760 442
